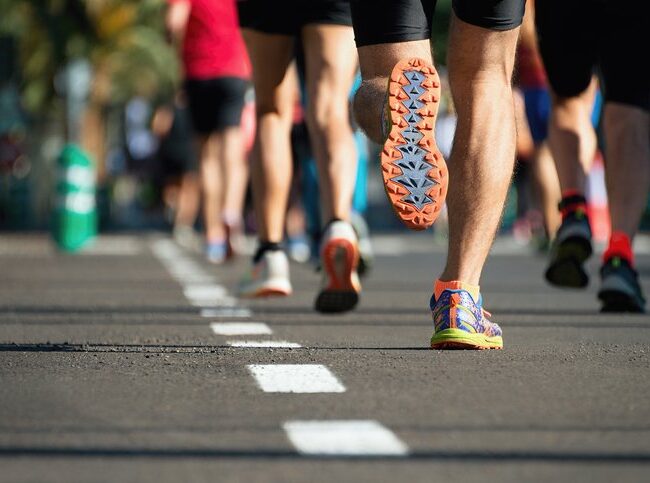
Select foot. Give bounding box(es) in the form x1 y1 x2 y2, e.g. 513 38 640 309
598 257 646 313
238 249 292 298
545 209 593 288
430 289 503 350
173 225 201 253
205 241 228 264
314 220 361 313
381 58 448 231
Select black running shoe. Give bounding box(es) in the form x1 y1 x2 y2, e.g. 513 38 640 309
545 207 593 288
598 257 646 313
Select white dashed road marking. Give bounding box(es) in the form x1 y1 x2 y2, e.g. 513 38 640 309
201 307 252 318
210 322 273 336
227 340 301 348
247 364 345 393
283 420 409 456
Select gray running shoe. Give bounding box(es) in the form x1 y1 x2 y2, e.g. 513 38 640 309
598 257 646 313
545 208 593 288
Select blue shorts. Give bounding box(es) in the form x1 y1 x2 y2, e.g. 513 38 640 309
523 88 551 144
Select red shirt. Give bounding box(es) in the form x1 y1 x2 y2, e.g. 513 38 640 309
517 43 547 89
173 0 251 80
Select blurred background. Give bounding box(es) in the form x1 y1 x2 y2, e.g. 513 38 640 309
0 0 647 240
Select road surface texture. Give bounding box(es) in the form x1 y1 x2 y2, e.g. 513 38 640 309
1 233 649 482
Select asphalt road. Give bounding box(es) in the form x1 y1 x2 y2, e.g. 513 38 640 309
1 233 649 482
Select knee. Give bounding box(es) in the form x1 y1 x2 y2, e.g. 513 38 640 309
306 87 349 134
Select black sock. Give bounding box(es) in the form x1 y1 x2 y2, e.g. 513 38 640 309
253 241 282 263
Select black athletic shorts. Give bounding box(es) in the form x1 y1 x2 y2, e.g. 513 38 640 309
535 0 649 111
350 0 525 47
184 77 248 134
238 0 352 35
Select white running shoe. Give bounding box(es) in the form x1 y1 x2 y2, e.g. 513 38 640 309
238 249 292 298
314 220 361 313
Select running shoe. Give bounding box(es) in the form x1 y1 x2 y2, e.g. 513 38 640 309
430 289 503 350
205 241 228 264
238 249 292 298
381 58 448 231
314 220 361 313
350 211 374 277
598 257 646 313
545 209 593 288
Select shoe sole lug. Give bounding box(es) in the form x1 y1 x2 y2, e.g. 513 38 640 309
381 58 448 231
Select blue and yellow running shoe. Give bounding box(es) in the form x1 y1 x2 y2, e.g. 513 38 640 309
430 289 503 350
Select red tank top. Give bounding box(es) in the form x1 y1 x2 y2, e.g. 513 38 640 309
176 0 251 80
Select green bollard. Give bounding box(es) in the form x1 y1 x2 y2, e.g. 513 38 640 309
52 144 97 251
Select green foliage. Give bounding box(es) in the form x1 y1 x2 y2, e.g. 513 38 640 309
1 0 179 113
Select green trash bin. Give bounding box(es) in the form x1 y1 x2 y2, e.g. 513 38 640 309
52 144 97 251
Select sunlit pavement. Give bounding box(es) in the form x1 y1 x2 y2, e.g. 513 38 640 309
1 233 649 482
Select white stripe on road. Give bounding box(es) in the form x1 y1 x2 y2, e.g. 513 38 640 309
283 420 409 456
227 340 301 348
201 307 252 318
191 296 238 308
210 322 272 335
183 284 228 301
247 364 345 393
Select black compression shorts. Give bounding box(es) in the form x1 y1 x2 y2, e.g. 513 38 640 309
238 0 352 35
350 0 525 47
184 77 248 134
535 0 649 110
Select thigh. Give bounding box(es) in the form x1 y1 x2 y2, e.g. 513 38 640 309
350 0 434 48
241 30 295 113
535 0 597 98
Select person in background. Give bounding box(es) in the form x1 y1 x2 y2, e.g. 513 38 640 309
151 97 201 252
166 0 251 263
237 0 361 314
536 0 649 312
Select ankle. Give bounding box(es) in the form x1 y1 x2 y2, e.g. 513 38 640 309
559 190 588 221
604 231 634 267
434 279 480 303
253 240 282 263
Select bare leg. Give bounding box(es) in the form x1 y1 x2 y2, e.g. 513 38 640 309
353 40 432 143
302 24 358 223
242 30 296 243
531 142 561 237
604 103 650 239
218 126 249 223
548 80 598 193
174 171 200 228
198 134 225 242
440 15 520 284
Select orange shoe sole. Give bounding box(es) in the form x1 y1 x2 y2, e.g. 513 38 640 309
381 58 448 231
315 238 360 313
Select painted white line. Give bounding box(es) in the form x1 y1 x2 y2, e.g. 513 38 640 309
191 296 238 308
183 284 228 301
210 322 272 336
201 307 252 318
283 420 409 456
247 365 345 393
227 340 301 348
